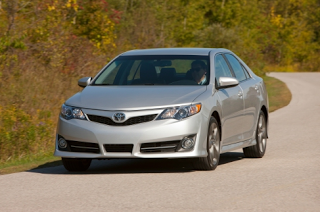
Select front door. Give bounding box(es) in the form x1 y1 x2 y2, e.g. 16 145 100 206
214 54 245 145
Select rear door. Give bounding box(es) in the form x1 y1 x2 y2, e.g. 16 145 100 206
215 54 244 145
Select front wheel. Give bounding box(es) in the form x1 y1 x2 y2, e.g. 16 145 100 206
193 116 221 170
243 111 267 158
62 158 92 172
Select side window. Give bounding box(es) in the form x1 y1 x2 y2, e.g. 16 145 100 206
241 65 251 79
225 54 247 82
215 54 233 85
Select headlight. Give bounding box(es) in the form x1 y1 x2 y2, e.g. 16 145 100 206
157 103 202 120
61 104 87 120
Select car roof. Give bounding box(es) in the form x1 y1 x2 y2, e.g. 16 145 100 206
121 48 231 56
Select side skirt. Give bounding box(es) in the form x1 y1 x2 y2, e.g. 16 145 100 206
221 138 256 154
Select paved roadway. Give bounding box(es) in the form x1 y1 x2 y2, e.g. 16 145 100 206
0 73 319 211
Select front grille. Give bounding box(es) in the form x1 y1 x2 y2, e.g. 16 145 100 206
104 144 134 153
140 140 181 153
59 140 100 154
87 114 158 126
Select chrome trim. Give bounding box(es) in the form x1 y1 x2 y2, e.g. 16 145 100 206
140 145 177 150
112 112 126 123
70 145 99 150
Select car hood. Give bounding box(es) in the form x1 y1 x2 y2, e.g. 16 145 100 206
65 86 207 111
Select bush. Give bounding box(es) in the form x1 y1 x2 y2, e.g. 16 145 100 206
0 106 54 164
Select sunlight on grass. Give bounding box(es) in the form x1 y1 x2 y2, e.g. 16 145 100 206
263 76 292 112
0 154 61 175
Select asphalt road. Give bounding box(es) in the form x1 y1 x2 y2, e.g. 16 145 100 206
1 73 319 211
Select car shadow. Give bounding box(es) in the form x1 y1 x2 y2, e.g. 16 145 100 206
219 152 244 165
28 152 245 175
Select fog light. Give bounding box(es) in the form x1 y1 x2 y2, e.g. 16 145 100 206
181 137 195 149
58 138 68 149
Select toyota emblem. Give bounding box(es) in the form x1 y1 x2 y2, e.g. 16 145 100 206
112 112 126 123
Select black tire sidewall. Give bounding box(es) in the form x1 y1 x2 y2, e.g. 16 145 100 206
62 158 92 172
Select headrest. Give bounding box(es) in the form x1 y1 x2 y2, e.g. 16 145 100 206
140 62 157 81
160 68 176 77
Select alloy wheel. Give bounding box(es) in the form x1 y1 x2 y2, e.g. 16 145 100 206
257 114 267 153
208 122 220 166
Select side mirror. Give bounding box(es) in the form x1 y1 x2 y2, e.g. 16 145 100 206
78 77 92 87
216 77 239 89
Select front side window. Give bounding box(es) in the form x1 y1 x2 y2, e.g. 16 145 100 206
225 54 247 82
93 55 210 86
214 54 233 86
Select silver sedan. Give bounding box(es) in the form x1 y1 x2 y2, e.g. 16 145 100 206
55 48 269 171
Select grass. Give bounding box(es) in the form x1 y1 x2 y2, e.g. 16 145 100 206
0 154 62 175
263 75 292 112
0 75 291 175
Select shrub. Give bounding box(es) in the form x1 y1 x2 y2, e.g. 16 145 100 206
0 105 54 164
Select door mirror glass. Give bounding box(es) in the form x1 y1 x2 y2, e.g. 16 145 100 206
78 77 92 87
217 77 239 89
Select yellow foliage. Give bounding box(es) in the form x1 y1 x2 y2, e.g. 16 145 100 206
65 0 78 10
66 2 71 8
47 0 58 11
270 6 283 28
47 5 55 11
0 105 54 164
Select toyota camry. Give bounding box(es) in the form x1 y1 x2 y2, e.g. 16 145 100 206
55 48 269 172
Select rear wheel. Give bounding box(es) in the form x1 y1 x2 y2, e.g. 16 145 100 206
243 111 267 158
62 158 92 172
193 117 221 170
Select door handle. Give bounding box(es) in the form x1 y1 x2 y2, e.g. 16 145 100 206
255 85 260 92
238 91 243 98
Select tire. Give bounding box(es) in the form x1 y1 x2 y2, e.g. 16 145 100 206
62 158 92 172
193 116 221 170
243 111 267 158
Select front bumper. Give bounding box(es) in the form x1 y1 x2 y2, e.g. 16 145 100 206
54 109 209 159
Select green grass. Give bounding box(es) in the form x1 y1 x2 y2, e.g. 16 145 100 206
0 154 61 175
263 75 292 112
0 76 291 175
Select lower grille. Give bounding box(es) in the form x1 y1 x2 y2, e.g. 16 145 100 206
59 140 100 154
104 144 133 153
140 140 181 153
87 114 158 126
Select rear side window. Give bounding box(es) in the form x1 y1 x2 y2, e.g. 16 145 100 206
241 65 251 79
225 54 247 82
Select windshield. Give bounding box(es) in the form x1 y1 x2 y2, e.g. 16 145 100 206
92 55 210 86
